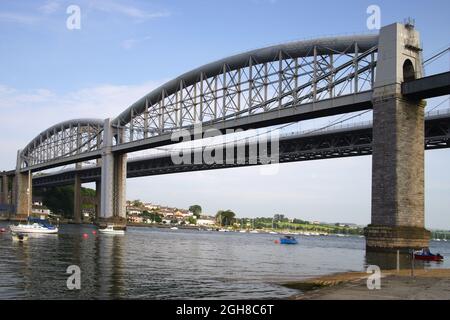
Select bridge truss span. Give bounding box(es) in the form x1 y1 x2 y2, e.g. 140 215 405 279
20 119 104 171
113 34 379 145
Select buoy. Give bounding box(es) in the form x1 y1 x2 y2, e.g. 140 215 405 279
274 240 279 244
0 228 6 233
92 230 97 235
82 233 89 239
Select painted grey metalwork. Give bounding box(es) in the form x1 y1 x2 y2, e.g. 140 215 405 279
113 35 379 144
20 119 104 169
32 109 450 188
17 35 379 171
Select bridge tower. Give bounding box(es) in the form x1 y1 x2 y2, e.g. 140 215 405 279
0 172 8 205
74 169 82 224
14 151 32 219
98 119 127 229
365 22 430 252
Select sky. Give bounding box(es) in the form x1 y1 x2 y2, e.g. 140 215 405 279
0 0 449 228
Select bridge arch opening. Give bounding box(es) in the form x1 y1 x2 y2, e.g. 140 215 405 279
403 59 415 82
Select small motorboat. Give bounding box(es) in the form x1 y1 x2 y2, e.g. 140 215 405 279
98 225 125 235
11 232 28 242
10 217 58 234
279 235 298 244
170 226 178 230
414 248 444 261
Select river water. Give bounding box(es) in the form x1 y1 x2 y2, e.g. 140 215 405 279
0 222 449 299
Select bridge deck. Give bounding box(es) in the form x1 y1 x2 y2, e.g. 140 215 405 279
402 71 450 99
32 110 450 187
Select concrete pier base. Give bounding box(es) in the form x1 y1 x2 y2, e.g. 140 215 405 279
96 216 127 230
364 226 430 253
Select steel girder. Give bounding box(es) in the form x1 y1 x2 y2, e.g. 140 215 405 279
18 35 379 171
112 35 379 144
20 119 104 169
32 110 450 188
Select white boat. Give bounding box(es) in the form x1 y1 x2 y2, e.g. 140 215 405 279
98 225 125 235
9 172 59 235
249 230 259 234
269 231 278 234
10 221 58 234
170 227 178 230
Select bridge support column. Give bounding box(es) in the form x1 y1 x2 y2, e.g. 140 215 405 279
95 180 101 221
74 173 82 224
14 172 31 219
0 173 8 204
13 150 31 219
365 23 430 252
98 119 127 230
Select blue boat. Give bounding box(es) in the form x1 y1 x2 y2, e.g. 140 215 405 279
280 235 298 244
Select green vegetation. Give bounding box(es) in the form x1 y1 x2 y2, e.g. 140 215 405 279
142 210 162 223
216 209 236 226
131 199 143 207
431 230 450 240
189 205 202 218
236 217 363 235
35 186 96 217
188 216 197 225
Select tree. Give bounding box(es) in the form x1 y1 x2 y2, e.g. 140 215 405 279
216 210 236 226
189 205 202 218
142 210 162 223
132 200 143 207
35 186 74 217
188 216 197 225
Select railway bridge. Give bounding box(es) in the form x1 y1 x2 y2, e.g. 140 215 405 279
1 23 450 252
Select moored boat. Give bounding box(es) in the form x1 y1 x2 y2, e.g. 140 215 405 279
98 225 125 235
10 217 58 234
279 235 298 244
414 248 444 261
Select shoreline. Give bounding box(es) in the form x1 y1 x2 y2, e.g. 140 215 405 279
283 268 450 300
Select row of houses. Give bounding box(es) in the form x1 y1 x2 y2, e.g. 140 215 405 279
126 202 216 226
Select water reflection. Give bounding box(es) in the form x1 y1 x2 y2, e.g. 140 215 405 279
365 251 419 270
0 223 449 299
365 249 446 271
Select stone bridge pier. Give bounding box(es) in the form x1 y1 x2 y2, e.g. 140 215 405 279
98 119 127 230
364 23 430 252
14 151 32 220
0 173 9 205
74 170 82 224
